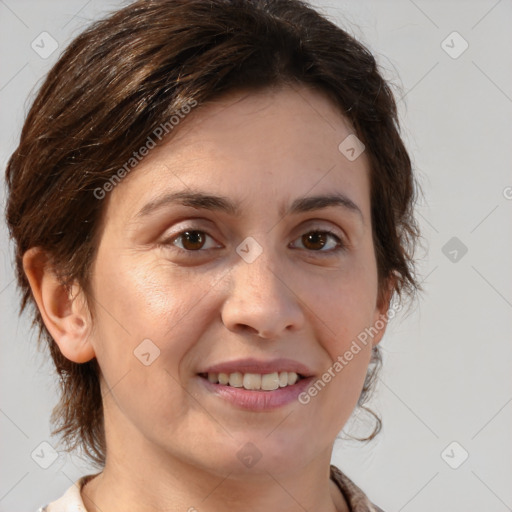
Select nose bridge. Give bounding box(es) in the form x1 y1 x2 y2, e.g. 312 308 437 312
241 246 282 302
221 238 304 338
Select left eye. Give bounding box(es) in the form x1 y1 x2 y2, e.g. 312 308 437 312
289 230 344 252
166 229 343 254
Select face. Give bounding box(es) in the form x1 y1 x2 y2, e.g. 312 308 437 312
86 85 389 477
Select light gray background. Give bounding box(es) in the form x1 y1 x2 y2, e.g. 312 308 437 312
1 1 511 511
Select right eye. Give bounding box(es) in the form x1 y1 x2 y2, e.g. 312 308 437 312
162 229 221 253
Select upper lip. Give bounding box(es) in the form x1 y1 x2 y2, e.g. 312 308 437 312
198 358 314 378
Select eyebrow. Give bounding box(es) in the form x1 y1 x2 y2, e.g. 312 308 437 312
134 190 363 221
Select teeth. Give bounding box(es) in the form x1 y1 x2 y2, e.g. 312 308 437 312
229 372 243 387
261 373 280 391
287 371 298 385
243 373 261 390
278 372 288 387
205 371 301 390
207 373 218 383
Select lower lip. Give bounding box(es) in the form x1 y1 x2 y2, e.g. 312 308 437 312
197 375 314 411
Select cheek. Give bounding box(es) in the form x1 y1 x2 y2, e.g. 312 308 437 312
303 282 375 428
317 264 379 351
88 254 219 391
88 259 214 431
94 253 211 335
310 249 379 394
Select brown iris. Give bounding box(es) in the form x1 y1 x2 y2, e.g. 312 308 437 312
301 231 329 251
180 231 206 250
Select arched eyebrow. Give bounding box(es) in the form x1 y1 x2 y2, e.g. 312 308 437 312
134 190 364 223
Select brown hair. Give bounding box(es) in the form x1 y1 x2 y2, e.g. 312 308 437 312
5 0 421 467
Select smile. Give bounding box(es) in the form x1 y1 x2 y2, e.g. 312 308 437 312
197 372 314 411
198 371 304 391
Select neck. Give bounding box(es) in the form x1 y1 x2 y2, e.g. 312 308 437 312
81 444 348 512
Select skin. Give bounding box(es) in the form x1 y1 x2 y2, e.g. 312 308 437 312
24 85 392 512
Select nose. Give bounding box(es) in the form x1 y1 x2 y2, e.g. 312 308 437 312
220 248 305 339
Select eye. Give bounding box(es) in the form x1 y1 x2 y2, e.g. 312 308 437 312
290 229 345 253
166 229 220 252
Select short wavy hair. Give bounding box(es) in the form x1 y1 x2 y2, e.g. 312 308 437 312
5 0 421 467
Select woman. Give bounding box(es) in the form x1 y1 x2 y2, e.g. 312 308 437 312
5 0 420 510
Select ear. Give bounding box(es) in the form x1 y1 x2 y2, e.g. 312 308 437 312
370 276 396 347
22 247 96 363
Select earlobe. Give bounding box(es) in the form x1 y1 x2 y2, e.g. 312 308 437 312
22 247 96 363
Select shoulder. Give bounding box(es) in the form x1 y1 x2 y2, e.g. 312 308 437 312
330 464 386 512
36 474 99 512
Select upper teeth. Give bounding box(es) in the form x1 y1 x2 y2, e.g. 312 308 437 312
207 371 300 390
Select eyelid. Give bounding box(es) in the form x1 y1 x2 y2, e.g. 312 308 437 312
291 218 348 244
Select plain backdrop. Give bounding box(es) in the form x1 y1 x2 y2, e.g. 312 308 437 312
1 1 511 511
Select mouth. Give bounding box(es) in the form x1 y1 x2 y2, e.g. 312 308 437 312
196 358 315 410
196 366 314 411
197 371 306 391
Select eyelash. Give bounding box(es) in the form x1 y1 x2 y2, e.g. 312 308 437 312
160 226 346 257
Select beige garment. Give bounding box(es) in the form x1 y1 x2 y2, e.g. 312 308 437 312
37 465 385 511
329 465 385 512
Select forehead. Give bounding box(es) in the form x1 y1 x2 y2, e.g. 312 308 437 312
168 85 356 160
105 85 371 225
